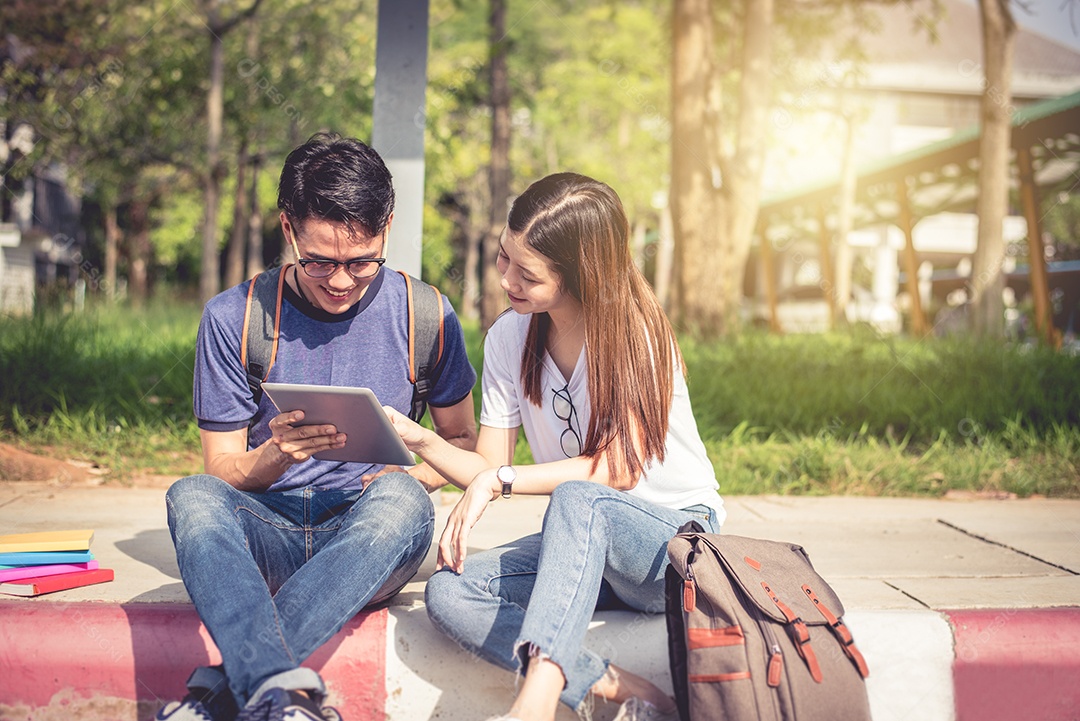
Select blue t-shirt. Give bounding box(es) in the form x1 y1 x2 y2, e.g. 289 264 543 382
193 267 476 492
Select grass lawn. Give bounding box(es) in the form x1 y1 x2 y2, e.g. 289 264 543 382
1 300 1077 497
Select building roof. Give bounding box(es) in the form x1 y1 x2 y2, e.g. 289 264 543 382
866 0 1080 78
759 90 1080 240
843 0 1080 98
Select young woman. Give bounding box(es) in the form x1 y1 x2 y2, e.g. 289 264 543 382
385 173 724 721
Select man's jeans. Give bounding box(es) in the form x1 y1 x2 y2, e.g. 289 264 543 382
424 481 723 712
166 472 433 708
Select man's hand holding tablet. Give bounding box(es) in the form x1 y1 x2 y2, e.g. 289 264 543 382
261 383 416 466
266 409 348 465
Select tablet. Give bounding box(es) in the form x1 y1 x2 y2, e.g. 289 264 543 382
260 383 415 466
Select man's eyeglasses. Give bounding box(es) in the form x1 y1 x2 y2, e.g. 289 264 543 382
289 230 386 280
552 383 582 458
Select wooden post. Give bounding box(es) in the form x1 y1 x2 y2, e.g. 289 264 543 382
758 219 781 334
1017 145 1057 347
817 205 836 329
896 179 930 337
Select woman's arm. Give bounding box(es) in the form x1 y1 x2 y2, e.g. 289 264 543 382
386 407 636 492
386 407 508 487
393 394 480 492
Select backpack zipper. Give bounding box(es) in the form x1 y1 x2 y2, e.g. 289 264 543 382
683 551 718 620
752 605 785 720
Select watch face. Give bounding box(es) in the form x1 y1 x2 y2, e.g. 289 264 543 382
498 465 515 483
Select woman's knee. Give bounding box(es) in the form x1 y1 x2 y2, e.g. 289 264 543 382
424 568 473 630
546 480 611 520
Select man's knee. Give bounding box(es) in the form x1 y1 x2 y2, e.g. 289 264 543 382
340 473 434 550
165 474 236 533
361 471 434 520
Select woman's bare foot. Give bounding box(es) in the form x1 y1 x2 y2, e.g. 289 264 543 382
589 664 676 713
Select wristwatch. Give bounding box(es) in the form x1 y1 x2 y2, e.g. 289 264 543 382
497 465 516 499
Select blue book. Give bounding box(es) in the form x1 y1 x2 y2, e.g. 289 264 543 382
0 550 94 566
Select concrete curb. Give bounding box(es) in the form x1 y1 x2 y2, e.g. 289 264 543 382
947 607 1080 721
4 599 1080 720
0 602 384 721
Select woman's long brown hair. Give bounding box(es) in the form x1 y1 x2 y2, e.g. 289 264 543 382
509 173 684 482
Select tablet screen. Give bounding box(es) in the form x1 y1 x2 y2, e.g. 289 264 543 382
261 383 415 466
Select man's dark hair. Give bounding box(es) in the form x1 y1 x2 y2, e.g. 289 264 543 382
277 133 395 236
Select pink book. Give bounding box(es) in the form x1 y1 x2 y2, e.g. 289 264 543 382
0 561 99 583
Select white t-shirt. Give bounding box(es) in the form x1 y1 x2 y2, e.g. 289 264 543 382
480 311 725 522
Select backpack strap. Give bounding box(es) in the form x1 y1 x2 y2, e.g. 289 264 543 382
802 584 870 679
398 270 446 423
241 265 288 406
762 579 824 683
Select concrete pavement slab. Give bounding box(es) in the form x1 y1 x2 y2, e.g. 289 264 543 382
933 503 1080 574
826 579 929 611
3 483 1080 610
886 574 1080 609
718 518 1062 579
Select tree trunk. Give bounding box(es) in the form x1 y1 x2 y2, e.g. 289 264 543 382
971 0 1016 337
670 0 716 331
632 219 647 271
463 226 481 321
717 0 774 333
655 199 675 311
671 0 773 336
247 151 265 277
480 0 510 330
200 27 225 303
128 196 152 307
197 0 263 298
224 140 250 288
439 190 480 321
103 202 120 302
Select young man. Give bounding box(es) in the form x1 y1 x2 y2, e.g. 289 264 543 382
160 134 477 721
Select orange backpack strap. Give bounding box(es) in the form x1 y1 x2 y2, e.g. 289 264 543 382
241 265 288 405
762 580 824 683
398 270 445 422
803 584 870 679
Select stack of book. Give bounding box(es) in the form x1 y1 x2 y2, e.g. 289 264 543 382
0 529 114 597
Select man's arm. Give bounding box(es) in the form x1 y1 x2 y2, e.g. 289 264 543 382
406 394 478 492
201 411 346 492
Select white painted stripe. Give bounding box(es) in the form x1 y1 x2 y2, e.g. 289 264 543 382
846 610 956 721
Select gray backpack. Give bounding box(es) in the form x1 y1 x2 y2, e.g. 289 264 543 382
665 522 871 721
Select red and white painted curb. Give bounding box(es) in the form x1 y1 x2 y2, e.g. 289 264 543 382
2 601 1079 721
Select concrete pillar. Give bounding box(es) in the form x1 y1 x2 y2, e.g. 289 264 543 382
371 0 430 279
871 229 901 333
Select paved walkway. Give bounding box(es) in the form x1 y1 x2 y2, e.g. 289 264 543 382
1 481 1078 720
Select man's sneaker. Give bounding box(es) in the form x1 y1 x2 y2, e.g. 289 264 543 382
237 688 342 721
611 697 678 721
186 665 239 721
155 695 215 721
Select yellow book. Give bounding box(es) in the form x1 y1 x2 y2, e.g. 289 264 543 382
0 529 95 553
